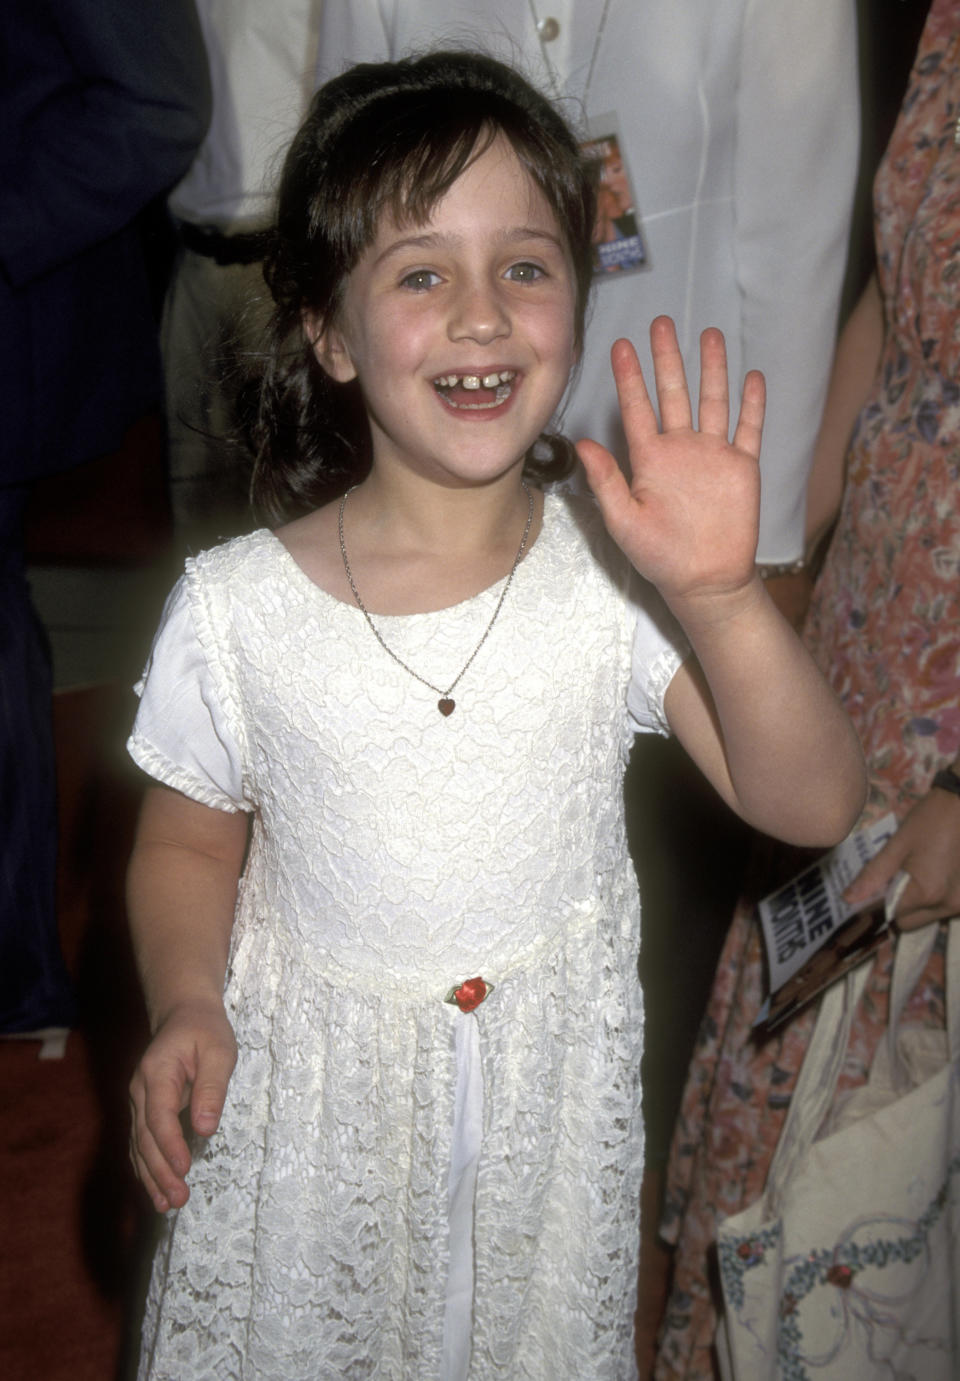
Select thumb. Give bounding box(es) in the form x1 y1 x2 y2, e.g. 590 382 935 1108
576 437 625 504
575 438 635 549
189 1039 237 1138
843 834 907 908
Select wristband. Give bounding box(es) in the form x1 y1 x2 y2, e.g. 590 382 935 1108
931 766 960 799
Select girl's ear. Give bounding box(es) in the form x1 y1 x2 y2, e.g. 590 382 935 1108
302 310 357 384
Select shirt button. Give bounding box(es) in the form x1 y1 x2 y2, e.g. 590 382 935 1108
537 16 561 42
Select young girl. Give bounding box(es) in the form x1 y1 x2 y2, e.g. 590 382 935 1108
126 51 865 1380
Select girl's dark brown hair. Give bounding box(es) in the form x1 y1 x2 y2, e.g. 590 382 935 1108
243 50 597 524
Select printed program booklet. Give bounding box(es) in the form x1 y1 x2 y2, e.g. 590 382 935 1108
754 814 899 1030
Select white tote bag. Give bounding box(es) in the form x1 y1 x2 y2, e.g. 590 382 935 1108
715 920 960 1380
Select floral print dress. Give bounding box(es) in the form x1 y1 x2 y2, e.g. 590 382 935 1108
654 4 960 1376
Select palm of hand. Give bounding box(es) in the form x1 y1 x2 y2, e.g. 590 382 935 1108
577 318 765 605
620 425 761 598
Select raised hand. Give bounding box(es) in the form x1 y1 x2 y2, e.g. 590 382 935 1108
576 317 766 611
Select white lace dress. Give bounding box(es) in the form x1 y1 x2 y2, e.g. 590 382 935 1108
128 491 684 1381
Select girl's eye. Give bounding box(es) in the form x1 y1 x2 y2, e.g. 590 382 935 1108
505 262 544 283
400 269 441 292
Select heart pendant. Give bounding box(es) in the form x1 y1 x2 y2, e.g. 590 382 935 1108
438 698 455 716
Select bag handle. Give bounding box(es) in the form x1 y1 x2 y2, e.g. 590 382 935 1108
767 915 960 1214
887 917 960 1086
947 920 959 1061
764 958 871 1213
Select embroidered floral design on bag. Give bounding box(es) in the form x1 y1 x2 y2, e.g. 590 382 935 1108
824 1262 854 1289
736 1237 766 1268
720 1152 960 1379
718 1224 781 1310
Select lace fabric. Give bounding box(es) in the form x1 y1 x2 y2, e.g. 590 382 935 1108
130 493 682 1379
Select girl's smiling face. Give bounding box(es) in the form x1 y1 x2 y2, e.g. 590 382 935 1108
312 136 578 490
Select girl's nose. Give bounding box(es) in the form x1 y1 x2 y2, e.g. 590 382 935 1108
447 279 511 345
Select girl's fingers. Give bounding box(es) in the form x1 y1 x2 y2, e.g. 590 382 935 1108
731 369 766 461
648 316 692 432
128 1062 193 1199
132 1138 173 1213
608 338 660 445
129 1125 164 1205
146 1105 192 1185
139 1133 188 1211
697 327 730 438
129 1083 189 1211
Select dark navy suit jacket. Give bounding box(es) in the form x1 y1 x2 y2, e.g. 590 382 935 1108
0 0 211 483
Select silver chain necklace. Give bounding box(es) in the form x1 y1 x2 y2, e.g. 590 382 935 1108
338 484 534 716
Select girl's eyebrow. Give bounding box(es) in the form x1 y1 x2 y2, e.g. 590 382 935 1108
374 226 565 267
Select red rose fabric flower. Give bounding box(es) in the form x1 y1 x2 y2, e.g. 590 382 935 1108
447 977 489 1012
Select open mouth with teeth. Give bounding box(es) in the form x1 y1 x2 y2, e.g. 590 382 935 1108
432 370 517 410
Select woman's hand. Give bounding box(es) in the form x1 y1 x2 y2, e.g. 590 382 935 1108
129 997 237 1213
844 787 960 930
576 317 766 614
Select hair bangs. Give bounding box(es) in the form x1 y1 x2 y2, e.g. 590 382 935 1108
321 104 497 269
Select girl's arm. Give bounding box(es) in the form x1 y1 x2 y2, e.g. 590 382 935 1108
127 785 248 1212
657 595 864 845
804 273 885 560
578 318 866 846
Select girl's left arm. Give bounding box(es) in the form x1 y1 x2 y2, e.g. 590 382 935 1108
658 585 865 846
579 318 866 847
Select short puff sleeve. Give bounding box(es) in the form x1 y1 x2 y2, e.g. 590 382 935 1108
127 574 251 813
625 576 687 736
